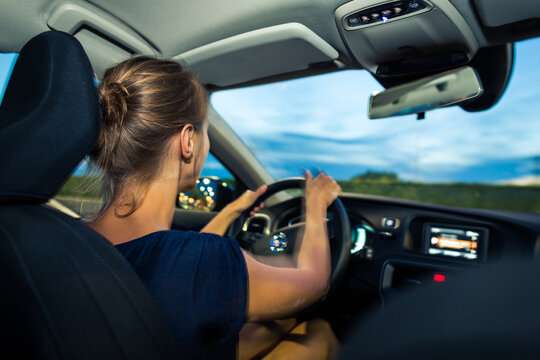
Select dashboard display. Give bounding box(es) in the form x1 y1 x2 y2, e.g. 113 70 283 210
351 222 375 254
424 223 488 261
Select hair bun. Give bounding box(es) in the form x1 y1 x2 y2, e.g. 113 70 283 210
99 82 129 128
94 81 130 171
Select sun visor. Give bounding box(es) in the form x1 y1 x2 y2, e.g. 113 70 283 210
47 2 158 76
173 23 339 87
474 0 540 28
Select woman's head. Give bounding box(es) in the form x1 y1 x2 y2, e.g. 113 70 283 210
90 56 209 217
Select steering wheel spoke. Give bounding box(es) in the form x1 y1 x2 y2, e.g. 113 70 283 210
232 178 351 290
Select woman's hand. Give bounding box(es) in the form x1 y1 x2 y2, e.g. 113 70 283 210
229 185 267 217
304 171 341 211
200 185 267 236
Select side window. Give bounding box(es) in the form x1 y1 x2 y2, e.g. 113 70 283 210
177 153 236 212
0 53 19 105
54 158 102 218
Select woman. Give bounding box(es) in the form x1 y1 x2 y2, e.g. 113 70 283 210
86 56 341 359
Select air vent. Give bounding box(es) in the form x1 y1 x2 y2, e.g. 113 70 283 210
243 213 271 235
247 217 266 233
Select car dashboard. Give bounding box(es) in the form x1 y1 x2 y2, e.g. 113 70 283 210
253 192 540 333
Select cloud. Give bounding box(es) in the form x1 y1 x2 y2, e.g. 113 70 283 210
501 175 540 186
210 40 540 183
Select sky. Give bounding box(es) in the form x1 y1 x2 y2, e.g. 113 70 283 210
211 38 540 184
1 39 539 184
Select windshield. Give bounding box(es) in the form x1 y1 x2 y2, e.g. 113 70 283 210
211 38 540 213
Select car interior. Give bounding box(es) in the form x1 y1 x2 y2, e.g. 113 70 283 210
1 0 540 358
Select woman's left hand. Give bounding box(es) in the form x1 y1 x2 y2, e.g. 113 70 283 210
200 185 267 236
230 185 267 217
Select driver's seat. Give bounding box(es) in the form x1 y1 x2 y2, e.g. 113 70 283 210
0 31 181 359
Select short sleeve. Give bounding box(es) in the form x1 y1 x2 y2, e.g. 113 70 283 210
115 230 248 359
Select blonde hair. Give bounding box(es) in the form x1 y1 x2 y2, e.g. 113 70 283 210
89 56 208 217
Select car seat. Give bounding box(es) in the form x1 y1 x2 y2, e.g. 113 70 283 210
0 31 181 359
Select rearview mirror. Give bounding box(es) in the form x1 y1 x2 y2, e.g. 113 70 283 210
368 66 483 119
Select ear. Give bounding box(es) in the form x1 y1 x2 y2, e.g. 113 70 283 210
178 124 195 162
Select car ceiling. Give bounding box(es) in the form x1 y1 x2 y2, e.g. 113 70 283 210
1 0 539 89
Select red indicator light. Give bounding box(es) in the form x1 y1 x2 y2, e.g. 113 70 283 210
434 274 445 282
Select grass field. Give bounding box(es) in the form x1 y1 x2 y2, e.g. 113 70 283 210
56 175 540 214
338 181 540 213
56 175 102 199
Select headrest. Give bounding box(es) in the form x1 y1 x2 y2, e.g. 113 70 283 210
0 31 100 204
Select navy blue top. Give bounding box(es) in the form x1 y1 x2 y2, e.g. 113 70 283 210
115 230 248 359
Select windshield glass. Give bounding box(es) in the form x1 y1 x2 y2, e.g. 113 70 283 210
211 38 540 213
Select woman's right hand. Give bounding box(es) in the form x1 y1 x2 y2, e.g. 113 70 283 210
304 171 341 209
243 171 341 322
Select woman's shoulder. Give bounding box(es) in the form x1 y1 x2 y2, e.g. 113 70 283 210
134 229 234 241
115 229 241 259
142 230 238 248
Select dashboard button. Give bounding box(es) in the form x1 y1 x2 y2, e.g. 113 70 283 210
381 217 400 229
379 231 394 240
348 17 360 26
356 246 374 260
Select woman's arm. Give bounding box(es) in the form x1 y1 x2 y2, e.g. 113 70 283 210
203 172 340 321
244 172 341 322
200 185 267 236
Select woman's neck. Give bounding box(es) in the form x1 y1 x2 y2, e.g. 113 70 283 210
86 171 179 245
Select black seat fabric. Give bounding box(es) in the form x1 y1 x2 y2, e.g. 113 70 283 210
0 31 181 359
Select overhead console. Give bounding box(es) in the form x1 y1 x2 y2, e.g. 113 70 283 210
335 0 478 76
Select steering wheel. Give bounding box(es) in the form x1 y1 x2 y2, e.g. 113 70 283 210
232 178 351 289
